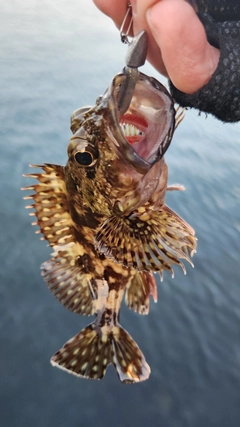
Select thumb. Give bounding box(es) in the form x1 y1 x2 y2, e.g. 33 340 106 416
146 0 220 94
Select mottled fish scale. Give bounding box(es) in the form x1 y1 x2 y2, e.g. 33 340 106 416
23 66 197 384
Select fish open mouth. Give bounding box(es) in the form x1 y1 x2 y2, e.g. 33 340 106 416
116 73 175 165
104 71 175 173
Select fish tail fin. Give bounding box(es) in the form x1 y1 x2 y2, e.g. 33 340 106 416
51 323 112 381
111 325 150 383
51 322 150 383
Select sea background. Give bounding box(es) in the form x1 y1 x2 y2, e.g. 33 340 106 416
1 1 240 426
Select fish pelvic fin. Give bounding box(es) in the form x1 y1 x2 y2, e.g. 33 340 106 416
125 271 157 315
95 204 197 275
51 322 150 383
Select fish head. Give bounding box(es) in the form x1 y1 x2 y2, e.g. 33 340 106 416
66 71 175 215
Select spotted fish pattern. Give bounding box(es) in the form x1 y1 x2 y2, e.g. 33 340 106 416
23 70 197 383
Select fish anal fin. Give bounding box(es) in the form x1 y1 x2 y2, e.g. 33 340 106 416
125 271 157 315
95 205 197 274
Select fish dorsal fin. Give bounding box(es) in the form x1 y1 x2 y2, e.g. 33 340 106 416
95 205 197 275
125 271 157 315
23 164 75 248
22 164 94 315
174 105 185 129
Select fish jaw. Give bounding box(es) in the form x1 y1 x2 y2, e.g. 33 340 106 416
102 71 175 170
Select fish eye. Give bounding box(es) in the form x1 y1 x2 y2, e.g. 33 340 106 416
75 151 94 166
73 143 99 168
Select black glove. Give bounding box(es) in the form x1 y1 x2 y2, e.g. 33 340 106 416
169 0 240 122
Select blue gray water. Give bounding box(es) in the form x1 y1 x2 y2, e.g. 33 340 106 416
1 1 240 426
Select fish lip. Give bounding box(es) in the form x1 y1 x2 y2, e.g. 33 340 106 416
99 71 175 174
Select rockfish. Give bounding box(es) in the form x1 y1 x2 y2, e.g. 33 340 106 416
23 67 196 383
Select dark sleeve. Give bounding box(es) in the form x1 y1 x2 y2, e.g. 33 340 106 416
169 1 240 122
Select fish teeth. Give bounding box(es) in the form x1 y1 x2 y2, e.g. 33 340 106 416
120 122 144 138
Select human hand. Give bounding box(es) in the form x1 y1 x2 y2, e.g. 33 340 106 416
93 0 220 94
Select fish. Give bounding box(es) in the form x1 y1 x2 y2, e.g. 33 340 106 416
22 69 197 383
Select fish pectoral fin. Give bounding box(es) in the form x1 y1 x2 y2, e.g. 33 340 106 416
41 257 94 316
95 205 197 274
51 323 112 380
125 271 157 315
51 323 150 383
